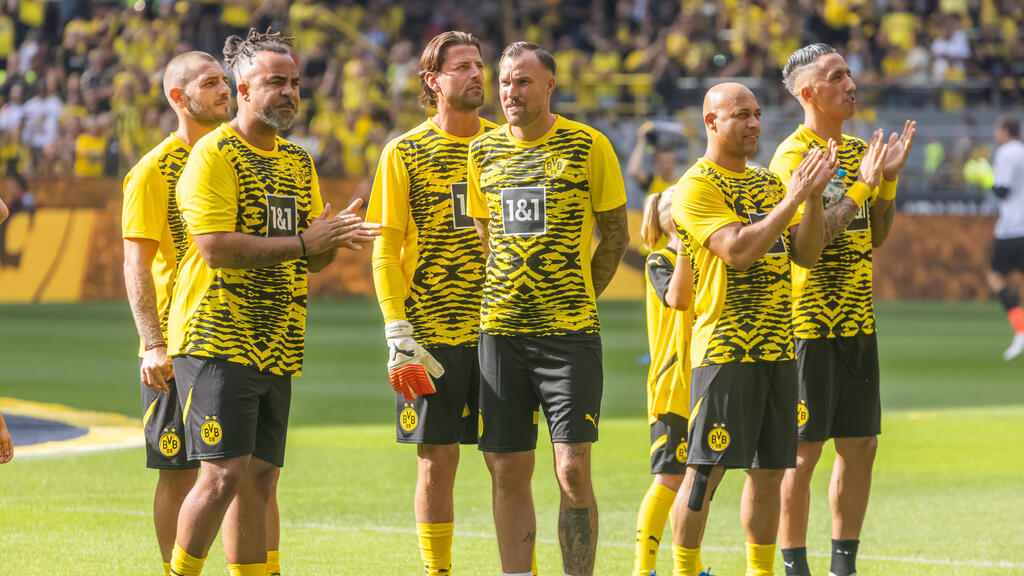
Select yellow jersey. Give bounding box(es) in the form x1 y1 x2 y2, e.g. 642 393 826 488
367 117 497 346
168 124 324 377
466 116 627 336
672 158 800 367
770 125 875 339
121 134 191 356
644 247 692 423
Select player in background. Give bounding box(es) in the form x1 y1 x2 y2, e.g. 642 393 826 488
466 41 629 576
670 82 836 576
985 115 1024 361
121 51 237 576
166 29 378 576
367 30 496 575
632 185 694 576
770 43 914 576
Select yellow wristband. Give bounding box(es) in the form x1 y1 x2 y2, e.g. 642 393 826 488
845 181 872 207
878 178 898 201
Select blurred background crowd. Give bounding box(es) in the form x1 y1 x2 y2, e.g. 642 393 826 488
0 0 1020 203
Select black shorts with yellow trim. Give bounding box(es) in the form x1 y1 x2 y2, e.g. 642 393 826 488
990 236 1024 274
687 359 797 470
477 332 602 453
650 412 688 475
139 359 198 470
795 333 881 441
172 355 291 468
395 344 479 445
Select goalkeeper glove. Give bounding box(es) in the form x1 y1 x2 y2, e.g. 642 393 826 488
385 320 444 401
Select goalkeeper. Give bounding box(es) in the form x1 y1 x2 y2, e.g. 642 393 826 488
367 31 495 576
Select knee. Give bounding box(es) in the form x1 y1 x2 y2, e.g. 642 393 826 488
839 436 878 461
198 466 245 502
487 457 532 494
555 458 592 496
160 468 199 497
418 445 460 483
247 465 280 500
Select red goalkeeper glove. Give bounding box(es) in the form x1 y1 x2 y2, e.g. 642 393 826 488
385 320 444 401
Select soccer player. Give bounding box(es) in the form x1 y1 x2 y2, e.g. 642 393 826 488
121 51 233 576
633 186 694 576
367 31 496 575
166 29 379 576
467 41 629 576
985 115 1024 361
670 82 837 576
770 44 914 576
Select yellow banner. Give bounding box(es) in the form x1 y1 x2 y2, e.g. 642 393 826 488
0 208 97 302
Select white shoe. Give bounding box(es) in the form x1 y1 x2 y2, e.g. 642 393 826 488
1003 332 1024 361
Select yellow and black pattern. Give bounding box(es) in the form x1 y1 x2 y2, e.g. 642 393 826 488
179 129 317 376
469 118 616 336
156 145 190 273
774 126 875 339
396 121 493 346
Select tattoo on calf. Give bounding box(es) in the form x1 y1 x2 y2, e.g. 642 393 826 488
558 506 596 574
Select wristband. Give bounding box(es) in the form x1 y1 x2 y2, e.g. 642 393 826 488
144 341 167 351
845 181 872 207
878 177 898 201
298 233 306 257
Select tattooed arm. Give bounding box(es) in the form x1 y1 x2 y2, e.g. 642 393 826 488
592 205 630 297
870 197 895 247
821 196 862 245
123 238 172 393
474 218 490 257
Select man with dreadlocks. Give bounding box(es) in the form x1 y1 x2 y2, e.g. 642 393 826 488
166 28 380 576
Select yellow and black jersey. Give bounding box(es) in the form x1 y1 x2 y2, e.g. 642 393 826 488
367 117 497 347
168 124 324 377
770 125 875 339
672 158 800 368
644 247 692 424
121 134 191 356
466 116 627 336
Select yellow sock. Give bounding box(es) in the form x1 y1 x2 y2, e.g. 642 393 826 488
634 483 678 575
228 563 267 576
532 546 538 575
265 550 280 576
169 543 205 576
745 542 775 576
672 545 702 576
163 562 171 576
417 522 454 575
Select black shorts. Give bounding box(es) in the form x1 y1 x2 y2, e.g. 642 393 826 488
139 359 198 470
650 412 688 475
477 333 603 452
688 360 797 470
990 237 1024 274
795 333 881 441
395 344 479 445
172 355 291 467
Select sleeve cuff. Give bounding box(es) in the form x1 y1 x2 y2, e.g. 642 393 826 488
877 178 898 201
845 182 873 207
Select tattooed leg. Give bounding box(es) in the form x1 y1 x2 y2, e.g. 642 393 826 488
553 443 598 575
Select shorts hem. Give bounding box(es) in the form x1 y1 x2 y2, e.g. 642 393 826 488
478 444 536 453
549 436 598 445
187 448 256 462
145 461 200 470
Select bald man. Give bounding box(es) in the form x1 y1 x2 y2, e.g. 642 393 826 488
122 51 288 576
668 83 836 576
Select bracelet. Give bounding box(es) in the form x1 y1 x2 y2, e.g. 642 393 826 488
298 233 306 257
144 341 167 351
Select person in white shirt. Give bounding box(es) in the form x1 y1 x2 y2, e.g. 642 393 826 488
986 115 1024 360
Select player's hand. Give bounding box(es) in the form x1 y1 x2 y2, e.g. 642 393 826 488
303 201 380 254
141 345 173 394
385 320 443 401
335 197 381 251
0 424 14 463
881 120 916 181
786 143 837 204
856 129 888 191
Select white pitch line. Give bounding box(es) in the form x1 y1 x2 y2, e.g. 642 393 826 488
18 506 1023 570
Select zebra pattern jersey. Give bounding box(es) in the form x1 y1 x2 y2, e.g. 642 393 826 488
121 134 191 356
466 116 627 337
169 124 323 377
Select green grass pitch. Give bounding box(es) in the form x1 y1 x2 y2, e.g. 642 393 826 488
1 300 1022 575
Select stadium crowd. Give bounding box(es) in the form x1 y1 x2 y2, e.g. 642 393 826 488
0 0 1020 183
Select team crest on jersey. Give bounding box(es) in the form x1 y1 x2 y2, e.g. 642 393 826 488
200 416 222 446
400 405 418 432
675 440 688 463
707 423 730 452
797 401 809 427
543 156 566 178
159 427 182 457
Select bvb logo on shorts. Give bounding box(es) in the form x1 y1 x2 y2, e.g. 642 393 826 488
201 416 222 446
797 401 809 427
400 406 418 432
159 428 181 457
707 423 730 452
675 440 688 463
